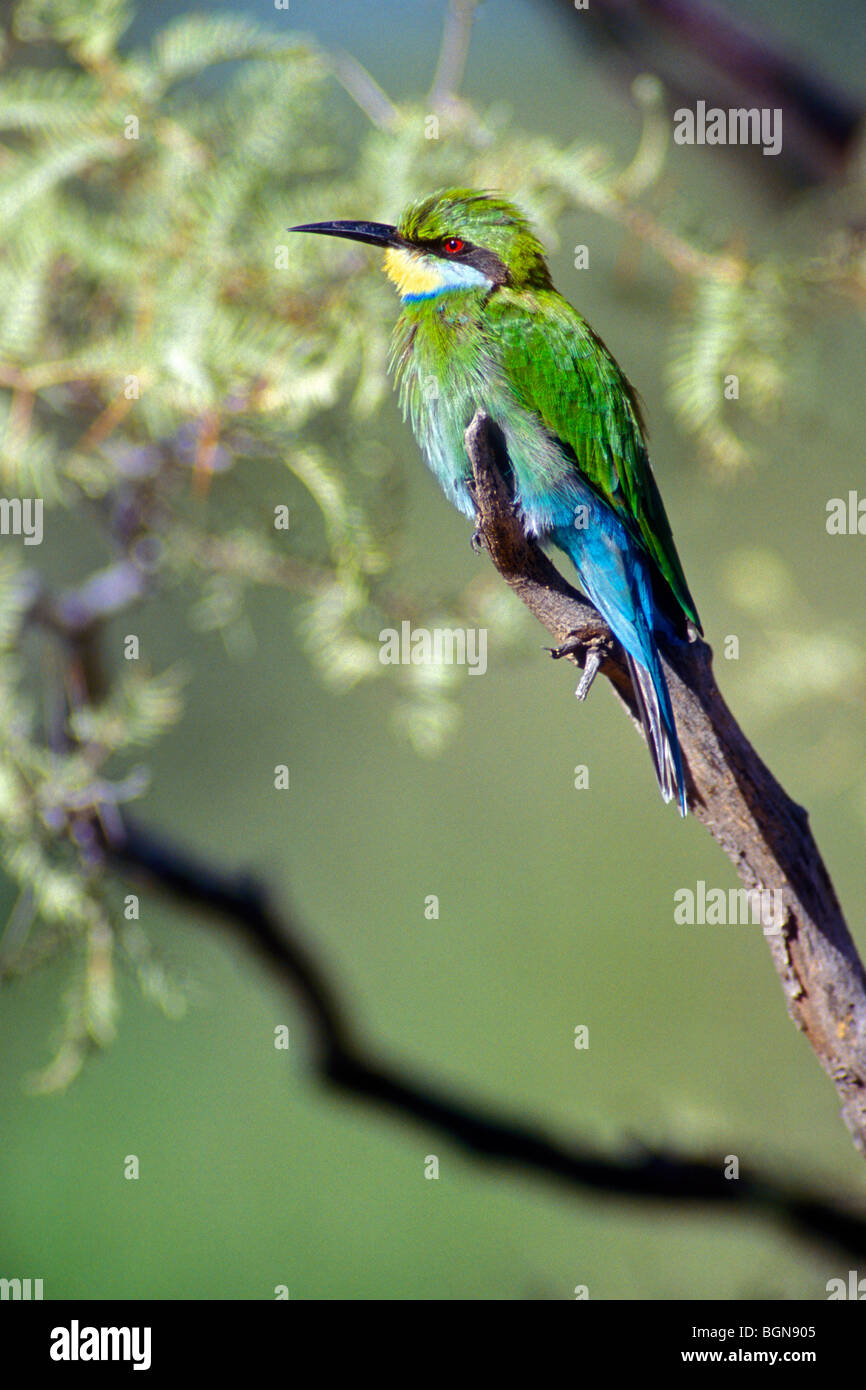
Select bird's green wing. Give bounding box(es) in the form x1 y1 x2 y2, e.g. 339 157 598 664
488 288 700 631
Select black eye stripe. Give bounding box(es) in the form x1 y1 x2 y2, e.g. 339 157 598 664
408 238 510 287
414 237 473 255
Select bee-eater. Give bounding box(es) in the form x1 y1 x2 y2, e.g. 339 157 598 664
290 189 701 813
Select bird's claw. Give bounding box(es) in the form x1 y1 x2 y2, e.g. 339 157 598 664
470 526 486 552
545 637 584 662
544 632 614 701
575 647 604 701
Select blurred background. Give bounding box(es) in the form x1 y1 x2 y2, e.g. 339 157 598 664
0 0 865 1299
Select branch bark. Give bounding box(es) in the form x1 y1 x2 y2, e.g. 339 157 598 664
464 410 866 1157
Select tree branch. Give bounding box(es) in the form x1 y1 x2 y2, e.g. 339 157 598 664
109 815 866 1261
555 0 863 184
464 410 866 1158
430 0 478 110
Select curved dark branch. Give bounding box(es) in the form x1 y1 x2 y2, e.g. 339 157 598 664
110 815 866 1261
551 0 863 184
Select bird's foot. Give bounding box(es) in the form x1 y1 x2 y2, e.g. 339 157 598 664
545 637 584 662
470 525 487 552
544 630 614 701
575 647 604 701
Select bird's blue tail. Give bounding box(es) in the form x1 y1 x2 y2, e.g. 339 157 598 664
623 651 686 815
550 516 687 815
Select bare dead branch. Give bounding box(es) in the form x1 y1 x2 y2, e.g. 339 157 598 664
464 409 866 1158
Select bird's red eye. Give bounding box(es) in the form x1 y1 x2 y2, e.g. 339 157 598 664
443 237 464 255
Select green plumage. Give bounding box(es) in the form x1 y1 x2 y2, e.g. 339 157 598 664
485 289 701 631
290 187 700 810
389 189 700 633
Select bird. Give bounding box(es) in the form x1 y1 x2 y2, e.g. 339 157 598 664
290 188 701 813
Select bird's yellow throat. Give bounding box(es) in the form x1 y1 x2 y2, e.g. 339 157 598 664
383 246 450 299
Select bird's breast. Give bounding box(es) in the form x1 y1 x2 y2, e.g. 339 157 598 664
393 304 580 527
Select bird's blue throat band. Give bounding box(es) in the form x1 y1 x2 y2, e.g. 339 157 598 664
401 289 448 302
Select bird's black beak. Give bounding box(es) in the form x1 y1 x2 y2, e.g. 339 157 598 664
287 220 399 248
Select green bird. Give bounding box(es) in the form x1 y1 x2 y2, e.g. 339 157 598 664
290 188 701 812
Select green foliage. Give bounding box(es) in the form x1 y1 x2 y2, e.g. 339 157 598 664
14 0 133 64
666 265 788 472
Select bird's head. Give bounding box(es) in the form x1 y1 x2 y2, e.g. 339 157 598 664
289 188 552 301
